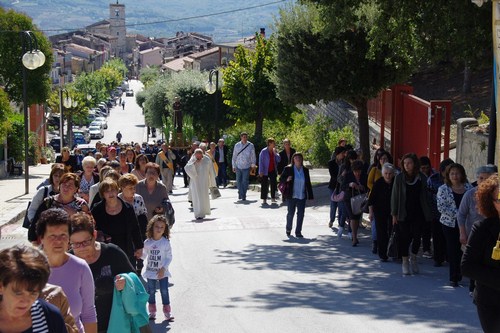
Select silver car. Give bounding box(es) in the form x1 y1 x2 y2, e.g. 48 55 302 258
88 125 104 139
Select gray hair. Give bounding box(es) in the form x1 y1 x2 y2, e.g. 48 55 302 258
82 156 96 168
382 162 395 174
476 164 497 176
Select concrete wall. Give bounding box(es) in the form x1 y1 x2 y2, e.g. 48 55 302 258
455 118 489 180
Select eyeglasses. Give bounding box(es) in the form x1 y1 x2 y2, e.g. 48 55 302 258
46 234 69 242
70 237 93 249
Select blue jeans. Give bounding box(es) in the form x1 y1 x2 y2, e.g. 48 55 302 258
235 167 250 200
217 162 228 186
338 200 348 229
371 217 377 241
286 197 306 234
147 277 170 305
329 189 339 223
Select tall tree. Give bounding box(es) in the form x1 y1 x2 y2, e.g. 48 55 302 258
0 7 53 104
274 2 421 162
222 33 296 141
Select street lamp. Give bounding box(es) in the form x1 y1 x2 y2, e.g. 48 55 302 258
63 93 77 149
205 69 220 140
21 31 45 194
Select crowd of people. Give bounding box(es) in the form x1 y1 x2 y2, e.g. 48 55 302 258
328 139 500 332
4 133 499 332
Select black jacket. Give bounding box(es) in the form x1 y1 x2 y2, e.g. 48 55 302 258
461 216 500 307
328 158 341 190
214 145 228 165
279 165 314 200
368 176 393 218
278 148 296 175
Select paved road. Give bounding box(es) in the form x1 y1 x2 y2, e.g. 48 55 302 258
0 82 482 331
91 79 146 145
2 179 482 332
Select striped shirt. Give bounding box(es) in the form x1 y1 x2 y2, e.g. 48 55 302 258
31 299 49 332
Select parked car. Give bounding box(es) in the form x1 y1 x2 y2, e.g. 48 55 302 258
95 117 108 129
49 136 65 153
75 144 95 156
73 129 90 143
72 132 87 146
88 125 104 139
125 89 134 97
47 115 60 130
89 121 104 129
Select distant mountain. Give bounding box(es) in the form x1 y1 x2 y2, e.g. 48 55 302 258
0 0 290 41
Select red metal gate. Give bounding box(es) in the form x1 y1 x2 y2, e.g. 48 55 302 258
368 84 451 169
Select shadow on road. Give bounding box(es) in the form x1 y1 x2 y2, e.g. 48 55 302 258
214 234 480 332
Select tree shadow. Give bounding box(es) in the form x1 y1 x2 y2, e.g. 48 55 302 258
214 234 480 332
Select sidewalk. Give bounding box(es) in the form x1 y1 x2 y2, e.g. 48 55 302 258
0 163 52 230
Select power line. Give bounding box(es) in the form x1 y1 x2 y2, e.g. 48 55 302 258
40 0 288 33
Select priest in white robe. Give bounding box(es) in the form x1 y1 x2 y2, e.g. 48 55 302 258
185 148 216 219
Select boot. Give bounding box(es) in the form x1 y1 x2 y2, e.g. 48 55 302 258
402 257 410 275
163 304 174 321
148 303 156 320
410 254 419 274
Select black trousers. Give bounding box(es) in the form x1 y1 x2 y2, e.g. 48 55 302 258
375 213 392 260
477 302 500 333
260 170 277 200
432 218 447 264
397 216 422 257
442 223 462 283
421 218 432 252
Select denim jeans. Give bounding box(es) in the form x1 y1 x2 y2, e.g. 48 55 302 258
329 189 339 223
338 200 348 229
217 162 228 186
286 197 306 234
236 167 250 200
147 277 170 305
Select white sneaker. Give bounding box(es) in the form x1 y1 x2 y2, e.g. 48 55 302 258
337 228 343 239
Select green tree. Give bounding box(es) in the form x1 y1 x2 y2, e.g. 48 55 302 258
141 70 234 141
222 33 296 142
0 88 12 143
139 66 161 88
102 58 128 79
0 7 53 104
274 2 420 163
386 1 491 92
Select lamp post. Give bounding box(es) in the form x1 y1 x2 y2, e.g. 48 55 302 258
21 31 45 194
205 69 219 140
63 93 78 149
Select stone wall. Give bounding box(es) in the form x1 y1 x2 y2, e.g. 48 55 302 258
299 100 391 152
456 118 489 179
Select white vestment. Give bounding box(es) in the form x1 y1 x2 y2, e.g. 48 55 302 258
185 155 216 218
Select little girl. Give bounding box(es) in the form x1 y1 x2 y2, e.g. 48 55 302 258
142 215 174 321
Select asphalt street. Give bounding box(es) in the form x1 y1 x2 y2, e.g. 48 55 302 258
0 81 482 332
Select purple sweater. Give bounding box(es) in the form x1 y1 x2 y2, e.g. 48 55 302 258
49 254 97 332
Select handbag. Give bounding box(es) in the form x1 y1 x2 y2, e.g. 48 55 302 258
331 186 344 202
22 186 49 229
350 190 368 215
278 181 291 198
210 187 221 200
387 231 399 259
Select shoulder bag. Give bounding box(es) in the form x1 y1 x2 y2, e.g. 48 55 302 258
350 188 368 215
22 186 48 229
331 184 344 202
